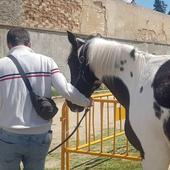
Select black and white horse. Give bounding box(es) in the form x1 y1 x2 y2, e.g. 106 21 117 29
66 31 170 170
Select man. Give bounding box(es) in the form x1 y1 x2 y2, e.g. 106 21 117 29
0 27 91 170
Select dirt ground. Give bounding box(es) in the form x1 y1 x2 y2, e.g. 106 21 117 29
45 97 65 169
50 97 65 146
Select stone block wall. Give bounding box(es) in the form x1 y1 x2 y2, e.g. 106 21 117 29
22 0 82 32
0 0 82 32
1 0 170 44
0 0 23 25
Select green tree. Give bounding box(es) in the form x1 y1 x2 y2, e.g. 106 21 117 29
153 0 167 13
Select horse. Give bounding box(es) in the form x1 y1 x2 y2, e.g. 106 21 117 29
66 31 170 170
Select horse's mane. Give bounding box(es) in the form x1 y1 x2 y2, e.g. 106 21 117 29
88 38 135 78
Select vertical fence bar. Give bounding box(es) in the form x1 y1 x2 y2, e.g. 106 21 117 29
100 102 104 153
119 104 122 132
66 106 70 170
92 105 96 141
61 103 67 170
113 101 117 154
88 109 91 151
107 96 110 136
85 113 88 144
76 113 80 149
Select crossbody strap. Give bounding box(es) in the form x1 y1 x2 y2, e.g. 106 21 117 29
8 54 33 93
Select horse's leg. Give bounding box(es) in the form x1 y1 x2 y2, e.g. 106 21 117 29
125 121 169 169
142 149 170 170
124 118 144 158
140 130 170 170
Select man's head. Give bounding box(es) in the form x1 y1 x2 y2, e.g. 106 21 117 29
7 27 31 49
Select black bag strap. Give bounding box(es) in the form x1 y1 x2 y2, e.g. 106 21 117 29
8 54 33 93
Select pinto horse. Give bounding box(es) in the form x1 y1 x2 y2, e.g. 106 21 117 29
66 31 170 170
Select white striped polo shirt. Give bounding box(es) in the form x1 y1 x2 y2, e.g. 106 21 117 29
0 45 90 134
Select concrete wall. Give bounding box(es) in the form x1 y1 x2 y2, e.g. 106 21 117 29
1 0 170 79
1 26 170 80
0 27 71 79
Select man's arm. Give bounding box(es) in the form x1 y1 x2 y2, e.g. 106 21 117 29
49 58 90 107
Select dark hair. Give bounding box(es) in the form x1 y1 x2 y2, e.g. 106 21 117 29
7 27 30 47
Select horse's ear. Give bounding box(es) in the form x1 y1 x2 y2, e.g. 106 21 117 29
67 31 77 47
67 31 85 49
76 38 85 48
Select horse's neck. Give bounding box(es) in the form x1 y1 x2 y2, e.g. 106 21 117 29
102 52 145 110
88 40 147 106
99 50 146 108
102 76 130 109
91 49 143 90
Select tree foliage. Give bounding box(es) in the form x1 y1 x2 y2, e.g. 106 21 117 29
153 0 167 13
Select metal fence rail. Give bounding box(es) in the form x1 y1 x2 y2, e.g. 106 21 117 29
61 93 141 170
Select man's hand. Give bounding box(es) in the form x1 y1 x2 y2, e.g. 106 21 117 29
89 97 94 107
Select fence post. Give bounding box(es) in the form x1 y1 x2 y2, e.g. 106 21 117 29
61 102 67 170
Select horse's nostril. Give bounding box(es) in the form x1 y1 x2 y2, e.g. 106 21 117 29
70 107 84 112
66 100 85 112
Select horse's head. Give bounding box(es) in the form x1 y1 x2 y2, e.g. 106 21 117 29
67 31 101 112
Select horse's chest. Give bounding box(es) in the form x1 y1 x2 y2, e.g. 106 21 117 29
128 83 157 137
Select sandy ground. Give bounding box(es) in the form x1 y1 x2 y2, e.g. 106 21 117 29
45 97 65 169
50 97 65 146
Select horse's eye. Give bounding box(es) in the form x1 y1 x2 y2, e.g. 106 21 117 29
79 56 85 63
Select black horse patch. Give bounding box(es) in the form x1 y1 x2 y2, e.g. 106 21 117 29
152 60 170 141
152 60 170 109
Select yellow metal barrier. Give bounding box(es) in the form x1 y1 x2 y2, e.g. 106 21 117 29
61 93 141 170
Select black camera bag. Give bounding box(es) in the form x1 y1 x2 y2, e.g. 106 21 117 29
8 55 58 120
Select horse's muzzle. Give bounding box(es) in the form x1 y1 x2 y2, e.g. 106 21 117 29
66 100 85 112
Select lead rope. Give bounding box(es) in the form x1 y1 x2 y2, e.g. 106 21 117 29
48 108 90 154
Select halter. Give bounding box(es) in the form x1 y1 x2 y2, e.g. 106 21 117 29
74 42 101 95
74 42 89 85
